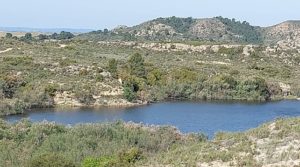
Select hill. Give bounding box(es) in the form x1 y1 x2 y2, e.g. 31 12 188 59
77 16 300 45
262 21 300 44
1 16 300 116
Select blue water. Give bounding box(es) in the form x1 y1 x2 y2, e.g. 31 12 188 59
3 100 300 137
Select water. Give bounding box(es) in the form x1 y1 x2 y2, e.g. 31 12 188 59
3 100 300 138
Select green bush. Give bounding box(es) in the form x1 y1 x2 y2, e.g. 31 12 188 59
128 53 145 78
118 148 142 165
123 85 137 102
28 153 75 167
107 59 118 78
81 156 117 167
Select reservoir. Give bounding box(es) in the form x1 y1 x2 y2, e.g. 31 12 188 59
3 100 300 137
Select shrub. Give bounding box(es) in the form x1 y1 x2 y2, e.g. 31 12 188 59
1 75 26 98
81 156 117 167
118 148 142 164
128 53 145 78
107 59 118 78
28 153 75 167
123 85 137 102
44 84 58 97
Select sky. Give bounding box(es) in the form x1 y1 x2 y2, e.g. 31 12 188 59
0 0 299 30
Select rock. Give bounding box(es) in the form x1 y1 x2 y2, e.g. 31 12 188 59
279 82 291 96
100 71 111 78
54 91 83 107
243 45 254 56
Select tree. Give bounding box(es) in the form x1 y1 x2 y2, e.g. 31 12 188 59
103 28 109 35
51 33 59 39
38 34 48 40
128 53 145 78
108 58 118 77
123 85 137 102
24 33 33 40
58 31 75 40
5 33 12 38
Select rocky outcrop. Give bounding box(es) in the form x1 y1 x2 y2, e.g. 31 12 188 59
189 18 232 41
53 91 146 107
279 82 291 96
98 41 257 56
263 21 300 46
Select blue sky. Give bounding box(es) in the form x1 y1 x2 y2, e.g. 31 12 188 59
0 0 299 29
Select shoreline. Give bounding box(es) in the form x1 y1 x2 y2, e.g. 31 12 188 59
1 97 300 117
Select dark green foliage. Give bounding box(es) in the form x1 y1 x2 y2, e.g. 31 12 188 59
123 85 137 102
38 34 48 40
39 31 75 40
103 29 109 35
107 58 118 78
5 33 12 38
216 16 263 43
155 16 195 33
24 33 33 40
237 77 270 100
51 33 59 39
147 68 164 86
20 33 33 41
128 53 145 78
57 31 75 40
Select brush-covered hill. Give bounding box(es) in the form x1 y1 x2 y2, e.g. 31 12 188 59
262 21 300 46
77 16 263 43
77 16 300 45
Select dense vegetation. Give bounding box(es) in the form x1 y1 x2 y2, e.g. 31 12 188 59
0 119 205 167
215 16 263 43
0 118 299 166
154 16 195 33
4 31 75 41
77 16 269 44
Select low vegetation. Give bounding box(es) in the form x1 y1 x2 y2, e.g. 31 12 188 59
0 34 299 115
0 118 299 167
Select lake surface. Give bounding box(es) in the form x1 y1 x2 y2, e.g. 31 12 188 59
3 100 300 138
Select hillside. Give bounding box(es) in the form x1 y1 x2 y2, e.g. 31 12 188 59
262 21 300 46
77 16 300 45
1 16 300 116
